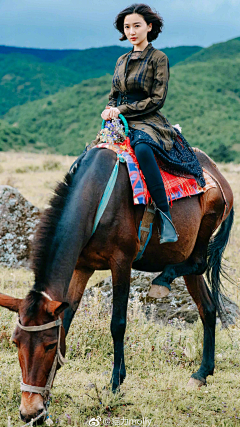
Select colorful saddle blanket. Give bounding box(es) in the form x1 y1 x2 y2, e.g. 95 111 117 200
96 141 216 205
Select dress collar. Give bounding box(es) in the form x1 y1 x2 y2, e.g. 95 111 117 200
130 42 153 59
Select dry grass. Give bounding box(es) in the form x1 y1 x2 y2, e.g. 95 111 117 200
0 152 240 426
0 152 74 209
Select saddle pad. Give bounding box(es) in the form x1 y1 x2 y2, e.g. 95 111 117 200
95 142 216 205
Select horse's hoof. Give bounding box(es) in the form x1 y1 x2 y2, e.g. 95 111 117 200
148 285 170 299
187 377 206 388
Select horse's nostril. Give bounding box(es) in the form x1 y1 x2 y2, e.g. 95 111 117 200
19 409 46 425
20 411 26 422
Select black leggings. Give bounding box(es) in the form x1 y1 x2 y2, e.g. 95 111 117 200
134 143 169 213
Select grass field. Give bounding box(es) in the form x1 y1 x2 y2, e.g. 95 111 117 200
0 152 240 427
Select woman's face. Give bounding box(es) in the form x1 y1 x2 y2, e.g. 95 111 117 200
123 13 152 48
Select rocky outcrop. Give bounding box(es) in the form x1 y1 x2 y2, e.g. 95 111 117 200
0 186 40 267
84 270 239 325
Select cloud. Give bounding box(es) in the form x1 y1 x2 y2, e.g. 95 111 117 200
0 0 239 49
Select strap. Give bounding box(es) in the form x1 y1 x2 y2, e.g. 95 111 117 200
135 223 153 262
91 154 126 236
140 226 151 233
21 408 48 427
17 318 62 332
134 202 155 262
21 381 46 394
20 322 67 398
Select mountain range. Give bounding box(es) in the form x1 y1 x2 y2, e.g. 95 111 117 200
0 37 239 162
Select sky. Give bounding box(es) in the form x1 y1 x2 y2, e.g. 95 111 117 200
0 0 239 50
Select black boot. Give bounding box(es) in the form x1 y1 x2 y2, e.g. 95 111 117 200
156 208 178 244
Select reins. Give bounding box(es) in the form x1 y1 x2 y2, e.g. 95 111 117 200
17 291 67 425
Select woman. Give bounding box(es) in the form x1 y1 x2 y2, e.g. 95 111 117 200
101 3 206 244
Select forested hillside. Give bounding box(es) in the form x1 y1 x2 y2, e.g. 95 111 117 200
183 36 240 63
0 45 202 116
1 37 240 161
0 119 44 152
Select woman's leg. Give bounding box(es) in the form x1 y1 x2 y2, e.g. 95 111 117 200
134 143 169 213
134 143 178 244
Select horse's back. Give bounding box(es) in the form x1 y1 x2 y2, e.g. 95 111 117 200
195 150 233 220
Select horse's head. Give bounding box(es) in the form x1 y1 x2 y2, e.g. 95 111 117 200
0 291 68 424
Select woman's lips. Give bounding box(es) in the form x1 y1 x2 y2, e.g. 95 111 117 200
131 37 137 40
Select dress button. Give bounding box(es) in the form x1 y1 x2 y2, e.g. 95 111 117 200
142 127 144 130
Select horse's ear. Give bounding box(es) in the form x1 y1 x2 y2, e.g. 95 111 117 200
0 293 22 312
46 300 69 317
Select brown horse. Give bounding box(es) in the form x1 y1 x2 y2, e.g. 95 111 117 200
0 147 234 424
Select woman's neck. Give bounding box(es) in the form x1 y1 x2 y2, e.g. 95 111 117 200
133 40 149 52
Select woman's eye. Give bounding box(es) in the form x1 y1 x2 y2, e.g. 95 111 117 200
45 343 57 352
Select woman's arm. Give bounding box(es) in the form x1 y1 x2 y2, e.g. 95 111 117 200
106 84 118 108
106 63 119 108
117 54 170 118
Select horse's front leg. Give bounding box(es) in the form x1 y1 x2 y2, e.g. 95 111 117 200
63 267 94 335
184 274 216 386
110 253 131 392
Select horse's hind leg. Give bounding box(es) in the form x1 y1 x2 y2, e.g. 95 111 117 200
109 253 132 392
184 274 216 386
149 213 215 298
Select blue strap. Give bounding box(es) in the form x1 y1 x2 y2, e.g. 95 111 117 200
91 153 126 236
134 222 153 262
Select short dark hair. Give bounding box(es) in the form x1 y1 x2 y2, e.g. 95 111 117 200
114 3 164 42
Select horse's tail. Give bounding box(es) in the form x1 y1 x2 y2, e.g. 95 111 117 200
206 207 234 324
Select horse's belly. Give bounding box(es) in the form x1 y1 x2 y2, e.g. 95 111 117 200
133 196 202 272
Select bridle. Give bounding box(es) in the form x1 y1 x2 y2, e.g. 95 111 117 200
16 291 67 425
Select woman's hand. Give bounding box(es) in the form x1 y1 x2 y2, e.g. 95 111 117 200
101 107 111 121
108 107 121 119
101 106 121 121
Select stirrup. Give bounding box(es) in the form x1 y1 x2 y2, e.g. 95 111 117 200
156 208 178 244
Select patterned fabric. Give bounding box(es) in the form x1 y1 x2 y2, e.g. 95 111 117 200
94 142 216 206
129 127 206 187
94 142 148 204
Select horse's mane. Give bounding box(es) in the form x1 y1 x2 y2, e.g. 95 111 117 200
31 149 100 292
23 290 44 317
31 171 75 291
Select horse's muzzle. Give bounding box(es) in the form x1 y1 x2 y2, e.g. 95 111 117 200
20 407 46 424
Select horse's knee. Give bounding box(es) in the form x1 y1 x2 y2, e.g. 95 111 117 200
111 317 126 339
191 257 207 275
203 301 216 324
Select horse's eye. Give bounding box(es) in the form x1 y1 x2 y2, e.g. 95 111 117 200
45 343 57 352
12 341 18 348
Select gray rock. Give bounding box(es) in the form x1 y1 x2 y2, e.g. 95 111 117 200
84 270 239 325
0 186 40 268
